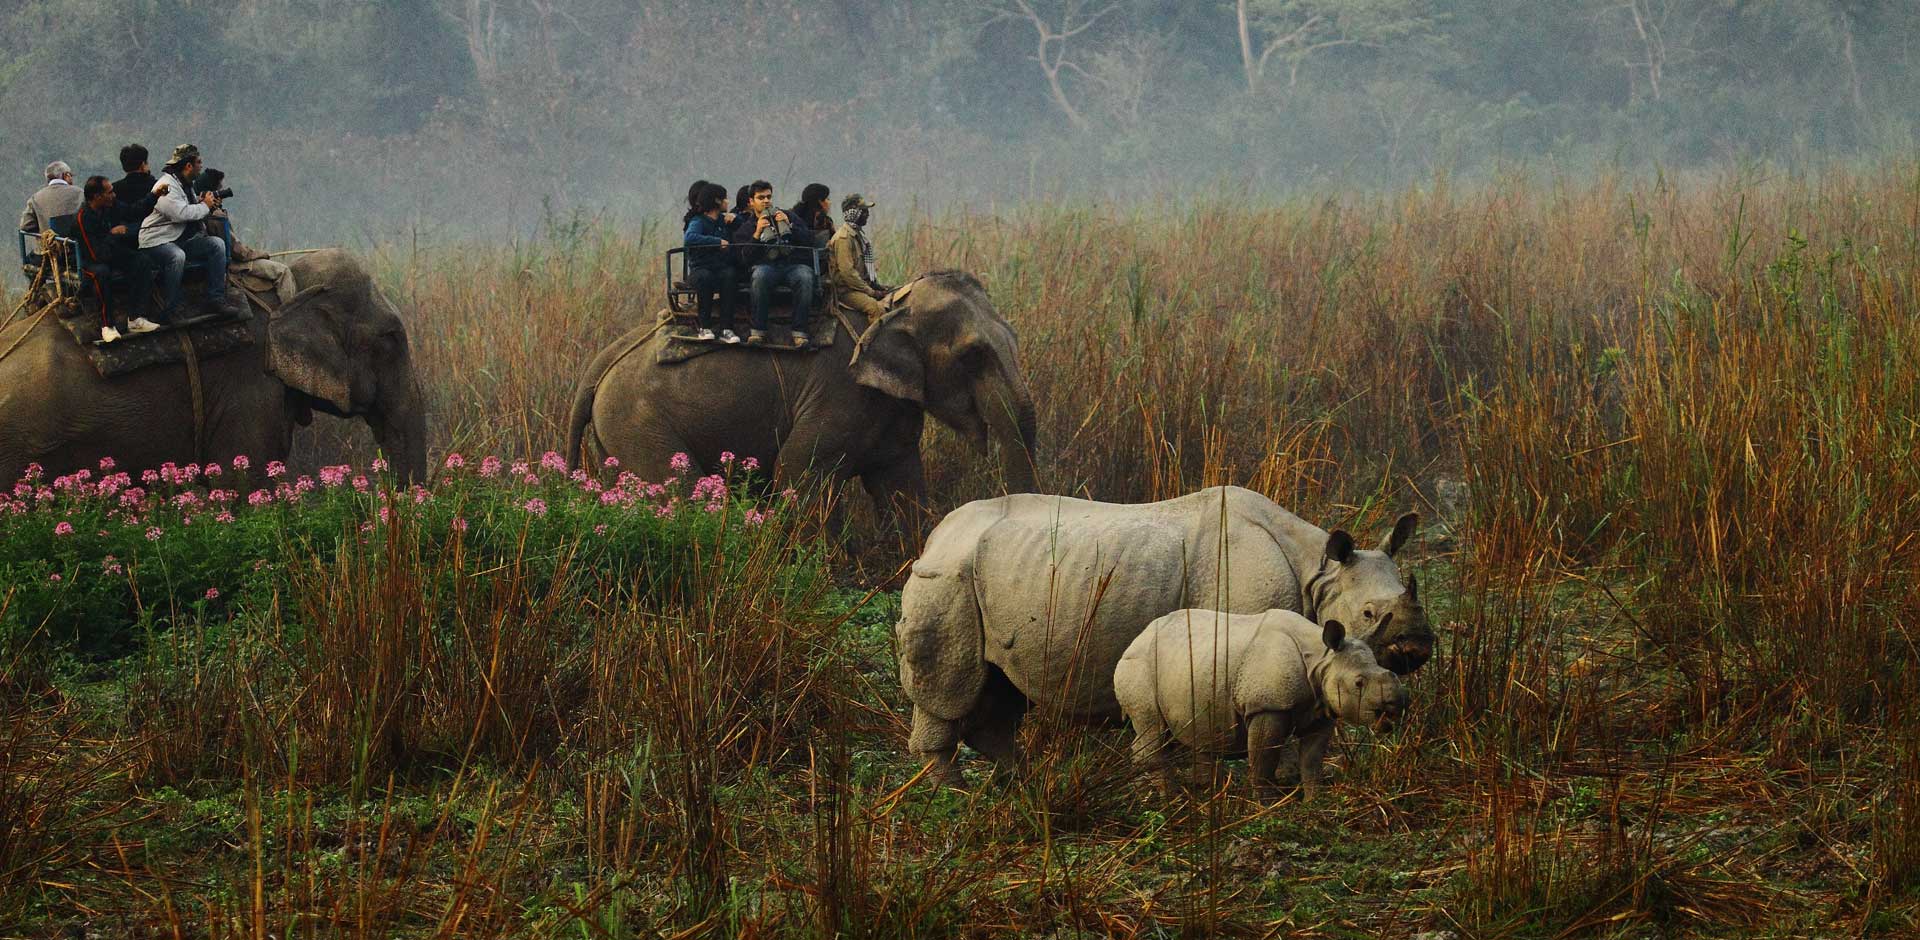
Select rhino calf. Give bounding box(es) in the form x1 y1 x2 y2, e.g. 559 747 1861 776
1114 608 1408 800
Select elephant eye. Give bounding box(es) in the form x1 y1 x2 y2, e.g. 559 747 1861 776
1363 606 1377 620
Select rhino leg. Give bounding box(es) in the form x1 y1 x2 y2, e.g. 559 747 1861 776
898 566 987 783
1247 711 1293 801
1296 720 1335 801
960 665 1029 780
910 708 965 788
1127 711 1176 797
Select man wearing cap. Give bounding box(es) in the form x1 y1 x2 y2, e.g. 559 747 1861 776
139 144 241 323
18 161 83 256
827 193 892 324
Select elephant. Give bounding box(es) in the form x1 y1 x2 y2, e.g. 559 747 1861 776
894 485 1429 785
1115 609 1408 801
0 249 427 486
565 270 1038 535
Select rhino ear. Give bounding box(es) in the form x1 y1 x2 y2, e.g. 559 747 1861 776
1381 512 1420 557
1406 572 1419 601
1322 619 1346 652
1325 530 1356 565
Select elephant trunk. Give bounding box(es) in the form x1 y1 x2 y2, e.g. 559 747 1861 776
370 370 429 485
975 368 1039 494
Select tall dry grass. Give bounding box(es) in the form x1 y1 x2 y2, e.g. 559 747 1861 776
9 164 1920 935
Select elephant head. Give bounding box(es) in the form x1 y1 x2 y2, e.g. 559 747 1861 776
272 250 428 482
849 271 1039 493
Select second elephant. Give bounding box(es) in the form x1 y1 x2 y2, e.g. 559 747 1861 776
566 271 1038 537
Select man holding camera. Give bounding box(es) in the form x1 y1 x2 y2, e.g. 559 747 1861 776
139 144 242 324
730 180 817 348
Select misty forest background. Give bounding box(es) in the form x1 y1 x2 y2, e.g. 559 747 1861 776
5 0 1917 250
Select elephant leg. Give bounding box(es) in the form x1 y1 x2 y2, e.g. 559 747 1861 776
1247 711 1293 801
909 707 965 789
960 665 1030 780
860 452 929 552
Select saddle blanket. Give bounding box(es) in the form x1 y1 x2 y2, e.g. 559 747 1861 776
55 292 264 379
656 311 840 365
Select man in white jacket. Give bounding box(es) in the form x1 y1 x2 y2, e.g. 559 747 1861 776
139 144 240 324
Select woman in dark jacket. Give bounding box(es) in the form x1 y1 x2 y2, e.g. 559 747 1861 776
790 182 833 247
683 181 742 342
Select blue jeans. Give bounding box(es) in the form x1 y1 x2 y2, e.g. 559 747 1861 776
750 262 815 333
141 233 228 321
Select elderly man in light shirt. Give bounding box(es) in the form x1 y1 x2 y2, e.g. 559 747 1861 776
138 144 241 324
19 161 84 257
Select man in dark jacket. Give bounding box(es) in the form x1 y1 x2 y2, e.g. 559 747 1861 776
731 180 817 347
113 143 159 230
74 176 156 342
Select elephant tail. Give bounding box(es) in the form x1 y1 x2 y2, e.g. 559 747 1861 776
566 320 664 469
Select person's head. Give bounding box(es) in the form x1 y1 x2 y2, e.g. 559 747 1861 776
119 144 149 174
748 180 773 214
685 179 709 212
800 182 830 214
45 161 73 183
200 168 227 195
83 175 114 209
691 181 728 218
734 184 753 213
165 144 202 180
841 193 875 228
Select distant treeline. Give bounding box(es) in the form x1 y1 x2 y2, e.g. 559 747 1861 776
4 0 1915 246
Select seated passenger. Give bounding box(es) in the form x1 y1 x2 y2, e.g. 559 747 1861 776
113 144 159 231
730 180 816 348
139 145 242 324
74 177 158 342
828 193 892 323
790 182 833 247
19 161 82 257
682 180 742 344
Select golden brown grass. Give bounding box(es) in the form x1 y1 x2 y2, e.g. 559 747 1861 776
9 163 1920 936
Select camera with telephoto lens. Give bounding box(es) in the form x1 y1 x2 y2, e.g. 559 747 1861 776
200 168 236 201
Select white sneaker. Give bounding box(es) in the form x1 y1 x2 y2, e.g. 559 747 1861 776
127 317 160 334
718 329 741 345
99 326 123 344
693 327 717 341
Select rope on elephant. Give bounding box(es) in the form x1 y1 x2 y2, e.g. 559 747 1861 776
175 331 207 464
0 244 65 365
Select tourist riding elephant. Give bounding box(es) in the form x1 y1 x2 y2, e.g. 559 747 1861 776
895 486 1430 784
0 249 427 486
566 270 1039 535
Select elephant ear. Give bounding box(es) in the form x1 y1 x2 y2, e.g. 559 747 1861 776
851 324 924 404
267 285 353 414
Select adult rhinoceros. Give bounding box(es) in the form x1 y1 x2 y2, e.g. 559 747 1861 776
895 485 1430 784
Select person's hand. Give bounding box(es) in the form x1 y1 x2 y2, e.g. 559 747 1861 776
152 182 169 195
754 216 770 235
774 211 788 223
723 212 736 223
200 193 217 208
110 224 127 236
719 240 730 248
